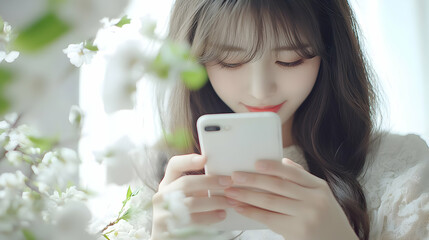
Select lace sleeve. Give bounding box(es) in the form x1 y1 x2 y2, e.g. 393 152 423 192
366 134 429 240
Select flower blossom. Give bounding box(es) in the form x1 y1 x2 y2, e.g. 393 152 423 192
0 21 19 63
63 42 96 67
0 51 19 63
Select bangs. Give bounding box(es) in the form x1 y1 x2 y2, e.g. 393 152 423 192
190 0 324 64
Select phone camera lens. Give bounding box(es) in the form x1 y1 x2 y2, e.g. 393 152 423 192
205 125 221 132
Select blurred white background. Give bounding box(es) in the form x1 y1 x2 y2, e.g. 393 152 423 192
351 0 429 142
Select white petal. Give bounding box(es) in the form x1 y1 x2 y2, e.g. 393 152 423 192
0 51 5 63
4 112 18 124
5 51 19 62
3 22 12 34
70 56 84 67
69 105 84 127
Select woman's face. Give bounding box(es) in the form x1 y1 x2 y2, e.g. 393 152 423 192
205 47 321 126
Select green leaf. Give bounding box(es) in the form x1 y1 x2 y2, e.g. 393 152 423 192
169 42 190 59
0 17 4 32
84 42 99 52
119 207 134 221
0 96 11 116
150 52 170 79
131 188 139 197
0 67 13 116
165 128 192 150
0 67 13 88
126 186 132 200
22 229 37 240
116 16 131 28
121 186 132 210
181 65 208 90
28 136 57 153
13 11 71 53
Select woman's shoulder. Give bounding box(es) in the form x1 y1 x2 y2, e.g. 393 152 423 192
364 131 428 175
361 131 429 193
361 132 429 239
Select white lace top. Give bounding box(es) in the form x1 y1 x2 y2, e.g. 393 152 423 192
232 133 429 239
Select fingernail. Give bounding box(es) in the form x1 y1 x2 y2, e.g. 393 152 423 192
192 155 204 163
218 176 232 186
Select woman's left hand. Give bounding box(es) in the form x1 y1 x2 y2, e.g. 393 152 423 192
224 158 359 240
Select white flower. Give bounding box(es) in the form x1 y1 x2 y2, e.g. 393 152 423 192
4 124 37 152
160 190 224 239
4 112 19 125
0 51 19 63
94 17 164 113
49 186 87 208
0 21 19 63
163 190 191 231
123 187 153 230
94 18 144 52
95 136 137 185
0 120 10 131
0 170 27 189
100 17 121 28
130 228 151 240
107 219 134 240
48 201 93 240
102 40 145 113
5 151 24 166
33 148 80 193
69 105 84 128
2 22 12 41
63 42 96 67
104 218 150 240
139 16 157 38
58 0 130 40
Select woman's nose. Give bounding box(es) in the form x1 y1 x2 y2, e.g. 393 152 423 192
248 62 276 100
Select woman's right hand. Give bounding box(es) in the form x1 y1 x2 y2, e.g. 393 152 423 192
151 153 235 239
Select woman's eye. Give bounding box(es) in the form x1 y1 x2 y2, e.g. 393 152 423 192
218 62 243 69
276 59 304 67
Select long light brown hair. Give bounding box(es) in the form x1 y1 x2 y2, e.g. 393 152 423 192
155 1 380 239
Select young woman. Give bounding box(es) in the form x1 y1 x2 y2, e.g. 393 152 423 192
149 0 429 239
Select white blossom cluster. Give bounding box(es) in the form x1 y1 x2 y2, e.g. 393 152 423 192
0 19 19 63
1 1 214 239
98 186 153 240
161 191 232 240
64 15 206 114
0 113 94 240
0 112 161 240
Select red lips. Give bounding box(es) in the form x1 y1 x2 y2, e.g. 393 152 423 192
244 101 285 113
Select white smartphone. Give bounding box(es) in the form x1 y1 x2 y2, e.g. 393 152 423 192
196 112 283 231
